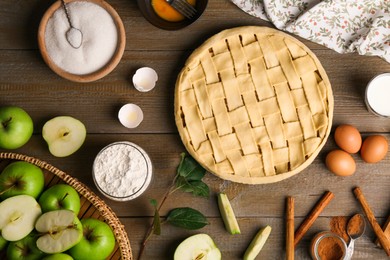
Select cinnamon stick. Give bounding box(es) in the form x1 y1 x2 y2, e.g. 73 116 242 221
286 197 294 260
294 191 334 247
376 215 390 247
353 187 390 256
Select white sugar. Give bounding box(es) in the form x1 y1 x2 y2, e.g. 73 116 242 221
45 1 118 75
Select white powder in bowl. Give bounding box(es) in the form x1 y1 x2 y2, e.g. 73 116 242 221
93 142 153 201
45 1 118 75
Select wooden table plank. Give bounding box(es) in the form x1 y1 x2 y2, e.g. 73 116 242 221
3 134 389 219
121 217 390 259
1 0 390 259
1 50 390 134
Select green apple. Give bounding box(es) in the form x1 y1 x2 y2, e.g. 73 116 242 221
0 195 42 241
243 225 272 260
217 193 241 234
38 184 81 215
0 161 44 199
0 106 33 149
42 253 74 260
42 116 86 157
174 233 221 260
6 233 45 260
68 218 116 260
35 209 83 254
0 234 7 250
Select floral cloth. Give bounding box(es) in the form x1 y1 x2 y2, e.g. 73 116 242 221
231 0 390 63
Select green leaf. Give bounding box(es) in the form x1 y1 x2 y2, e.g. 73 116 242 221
175 176 210 198
177 153 206 181
150 199 161 235
166 207 208 230
150 199 158 207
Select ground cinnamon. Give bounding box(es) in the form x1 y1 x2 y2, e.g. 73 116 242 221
330 216 349 244
317 236 345 260
347 214 364 236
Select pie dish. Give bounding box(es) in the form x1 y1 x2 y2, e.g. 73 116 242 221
175 26 333 184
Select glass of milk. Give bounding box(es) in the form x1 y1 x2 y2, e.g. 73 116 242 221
365 73 390 118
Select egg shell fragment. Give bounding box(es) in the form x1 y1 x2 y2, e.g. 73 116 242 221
360 135 388 163
325 150 356 176
334 124 362 153
132 67 158 92
118 103 144 128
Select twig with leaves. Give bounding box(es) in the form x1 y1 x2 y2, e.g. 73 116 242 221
138 153 210 260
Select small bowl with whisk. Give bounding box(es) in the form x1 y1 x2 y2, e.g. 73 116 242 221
137 0 208 30
38 0 126 82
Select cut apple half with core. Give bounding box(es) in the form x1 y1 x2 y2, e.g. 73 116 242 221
174 233 221 260
0 194 42 241
35 209 83 254
42 116 86 157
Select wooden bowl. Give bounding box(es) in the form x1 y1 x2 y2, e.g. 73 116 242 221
137 0 208 30
38 0 126 83
0 153 132 260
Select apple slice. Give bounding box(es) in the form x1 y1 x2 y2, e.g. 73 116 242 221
42 116 86 157
243 225 272 260
174 233 221 260
35 209 83 254
0 194 42 241
217 193 241 234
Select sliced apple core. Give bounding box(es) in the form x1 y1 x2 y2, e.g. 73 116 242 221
0 195 41 241
217 193 240 235
35 209 83 254
243 225 272 260
174 233 221 260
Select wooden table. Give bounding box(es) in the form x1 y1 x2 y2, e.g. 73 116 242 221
1 0 390 259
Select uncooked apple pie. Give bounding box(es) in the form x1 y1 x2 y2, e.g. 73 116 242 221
175 26 333 184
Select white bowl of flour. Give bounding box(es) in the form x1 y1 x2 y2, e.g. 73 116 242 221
92 142 153 201
38 0 126 82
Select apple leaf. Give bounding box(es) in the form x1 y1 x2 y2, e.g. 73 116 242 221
177 153 206 181
176 177 210 198
166 207 208 230
150 199 161 235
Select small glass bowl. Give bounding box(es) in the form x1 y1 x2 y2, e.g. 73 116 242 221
92 141 153 201
365 73 390 118
310 231 348 260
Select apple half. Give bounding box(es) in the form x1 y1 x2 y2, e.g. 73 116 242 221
35 209 83 254
174 233 221 260
0 194 42 241
42 116 86 157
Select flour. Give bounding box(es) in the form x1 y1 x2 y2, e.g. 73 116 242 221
45 1 118 75
93 142 153 201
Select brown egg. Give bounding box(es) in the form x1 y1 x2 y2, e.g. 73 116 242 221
325 150 356 176
334 124 362 153
360 135 388 163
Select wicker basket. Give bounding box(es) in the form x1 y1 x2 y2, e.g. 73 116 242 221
0 152 132 260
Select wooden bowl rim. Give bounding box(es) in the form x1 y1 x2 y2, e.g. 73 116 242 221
0 152 133 260
37 0 126 83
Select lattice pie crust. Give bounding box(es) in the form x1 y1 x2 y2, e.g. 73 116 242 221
175 26 333 184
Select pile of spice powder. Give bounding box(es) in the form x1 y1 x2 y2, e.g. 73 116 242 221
45 1 118 75
331 216 350 244
318 236 345 260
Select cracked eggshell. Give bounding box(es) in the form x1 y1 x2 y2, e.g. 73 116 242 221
132 67 158 92
118 103 144 128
